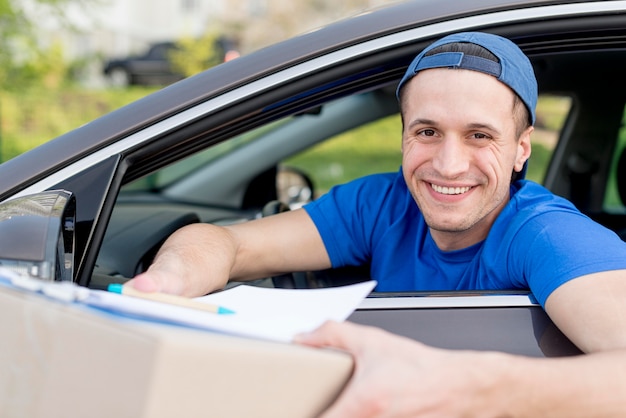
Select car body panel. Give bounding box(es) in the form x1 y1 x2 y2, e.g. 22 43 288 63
350 295 582 357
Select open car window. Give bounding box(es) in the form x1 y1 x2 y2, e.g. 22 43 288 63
604 103 626 214
100 89 576 288
122 92 573 203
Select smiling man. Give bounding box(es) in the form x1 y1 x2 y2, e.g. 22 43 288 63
400 61 531 250
129 32 626 417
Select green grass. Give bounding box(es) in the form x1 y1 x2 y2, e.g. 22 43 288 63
0 87 157 161
285 115 403 193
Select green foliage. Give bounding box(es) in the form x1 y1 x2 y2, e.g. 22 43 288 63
14 40 72 90
535 95 572 131
0 87 157 161
0 0 90 91
169 32 223 78
0 0 31 88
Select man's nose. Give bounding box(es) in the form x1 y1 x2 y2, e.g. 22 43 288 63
431 137 470 178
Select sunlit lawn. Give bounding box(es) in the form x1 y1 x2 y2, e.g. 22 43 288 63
0 87 157 161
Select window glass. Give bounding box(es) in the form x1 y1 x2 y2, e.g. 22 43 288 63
603 104 626 214
122 119 290 192
282 114 402 197
527 95 572 183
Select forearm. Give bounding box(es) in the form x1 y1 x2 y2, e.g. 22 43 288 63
297 321 626 418
492 349 626 417
145 222 238 296
139 209 330 296
226 208 331 280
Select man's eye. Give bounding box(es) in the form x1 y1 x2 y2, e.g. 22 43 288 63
472 132 489 140
419 129 436 136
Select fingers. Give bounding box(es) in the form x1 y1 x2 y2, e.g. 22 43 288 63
298 321 399 418
125 269 187 295
296 321 436 418
294 321 343 347
294 320 356 349
125 273 162 293
295 320 385 354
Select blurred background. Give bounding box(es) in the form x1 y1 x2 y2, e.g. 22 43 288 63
0 0 400 162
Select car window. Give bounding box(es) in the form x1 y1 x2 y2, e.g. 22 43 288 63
149 44 174 59
603 103 626 214
282 94 573 198
528 95 572 183
121 119 291 193
281 114 403 197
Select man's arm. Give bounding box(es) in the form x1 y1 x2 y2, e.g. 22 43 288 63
545 270 626 352
296 271 626 417
125 208 331 296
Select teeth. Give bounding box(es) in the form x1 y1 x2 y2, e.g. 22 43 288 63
431 184 471 195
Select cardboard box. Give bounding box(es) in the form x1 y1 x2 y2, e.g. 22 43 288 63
0 285 353 418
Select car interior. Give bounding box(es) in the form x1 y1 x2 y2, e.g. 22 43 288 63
89 23 626 293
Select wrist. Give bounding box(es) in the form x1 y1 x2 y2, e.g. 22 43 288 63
464 350 526 417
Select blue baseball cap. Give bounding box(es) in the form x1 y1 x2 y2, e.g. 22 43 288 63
396 32 537 125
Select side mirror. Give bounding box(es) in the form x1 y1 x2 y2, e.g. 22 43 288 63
277 166 314 209
0 190 75 281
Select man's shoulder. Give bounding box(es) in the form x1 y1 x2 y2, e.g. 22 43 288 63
493 180 584 239
351 169 404 187
306 169 408 212
511 180 577 212
334 169 408 199
512 179 551 196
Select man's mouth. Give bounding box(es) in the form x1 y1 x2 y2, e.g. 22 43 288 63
430 183 472 195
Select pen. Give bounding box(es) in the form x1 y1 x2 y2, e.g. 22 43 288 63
107 283 235 315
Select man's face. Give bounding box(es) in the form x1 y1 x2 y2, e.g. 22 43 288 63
400 68 532 251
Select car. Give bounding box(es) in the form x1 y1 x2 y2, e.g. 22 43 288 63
103 37 238 87
2 0 626 360
103 41 184 87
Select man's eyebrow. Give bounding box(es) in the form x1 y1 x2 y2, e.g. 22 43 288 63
406 118 437 131
466 122 501 135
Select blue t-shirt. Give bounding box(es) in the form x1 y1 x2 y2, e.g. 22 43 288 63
304 170 626 307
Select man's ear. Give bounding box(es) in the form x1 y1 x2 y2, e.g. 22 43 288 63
514 126 533 173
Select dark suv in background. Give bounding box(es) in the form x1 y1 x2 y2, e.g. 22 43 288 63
103 37 238 87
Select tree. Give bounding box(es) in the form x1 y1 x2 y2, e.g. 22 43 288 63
169 32 225 79
0 0 92 91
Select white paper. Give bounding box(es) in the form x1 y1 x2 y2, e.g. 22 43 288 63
85 281 376 343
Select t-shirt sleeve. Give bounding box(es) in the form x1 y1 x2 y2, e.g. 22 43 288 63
303 172 399 268
508 209 626 307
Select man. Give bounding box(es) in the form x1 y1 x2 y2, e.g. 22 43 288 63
128 32 626 416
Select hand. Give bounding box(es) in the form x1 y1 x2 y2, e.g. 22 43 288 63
124 223 234 297
125 269 185 295
295 321 508 418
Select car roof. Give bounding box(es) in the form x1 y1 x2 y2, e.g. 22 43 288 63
0 0 618 199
